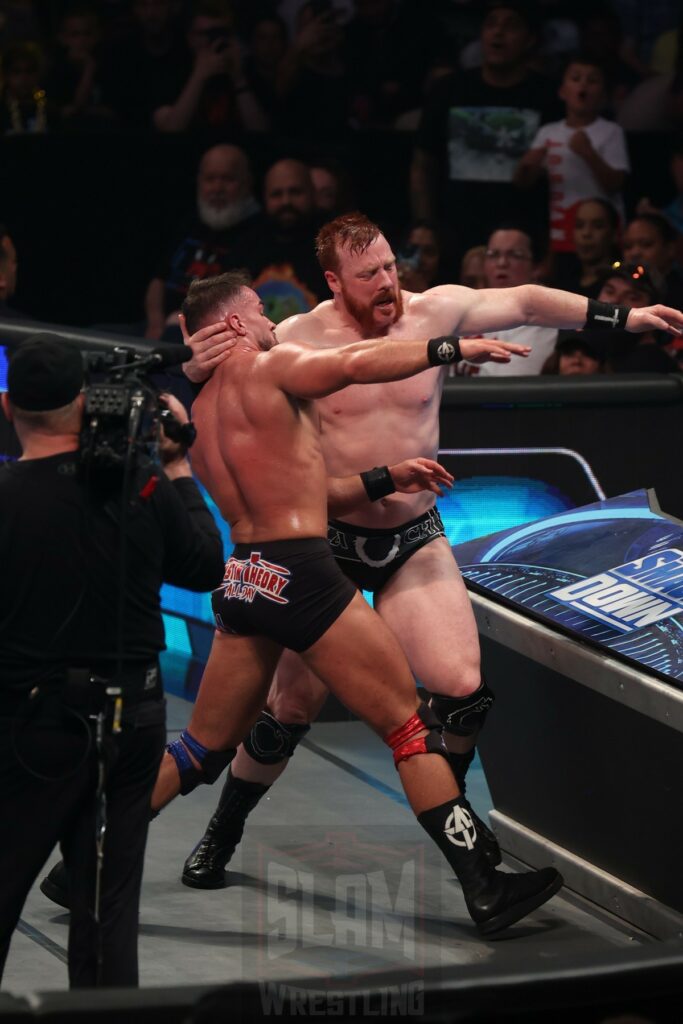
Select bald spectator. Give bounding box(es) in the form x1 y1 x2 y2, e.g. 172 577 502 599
238 158 327 323
144 144 262 339
459 225 557 376
152 1 268 135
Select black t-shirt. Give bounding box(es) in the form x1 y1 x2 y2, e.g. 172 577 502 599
98 32 192 128
417 69 560 253
0 453 223 699
158 211 264 316
237 220 329 323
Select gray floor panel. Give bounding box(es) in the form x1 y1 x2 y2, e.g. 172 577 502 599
3 710 650 996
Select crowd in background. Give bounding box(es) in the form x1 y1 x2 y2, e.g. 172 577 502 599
1 0 683 377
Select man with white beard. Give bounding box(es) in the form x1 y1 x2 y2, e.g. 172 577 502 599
144 144 262 340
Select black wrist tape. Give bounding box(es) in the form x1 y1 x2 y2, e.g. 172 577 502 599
427 336 462 365
361 466 395 502
584 299 629 330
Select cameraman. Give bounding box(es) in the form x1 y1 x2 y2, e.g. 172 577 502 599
0 334 224 987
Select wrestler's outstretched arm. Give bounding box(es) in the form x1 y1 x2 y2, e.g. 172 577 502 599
260 334 529 400
327 457 454 517
425 283 683 338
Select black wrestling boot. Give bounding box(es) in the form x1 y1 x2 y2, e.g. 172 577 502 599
40 860 70 911
418 797 562 936
448 748 502 867
182 769 269 889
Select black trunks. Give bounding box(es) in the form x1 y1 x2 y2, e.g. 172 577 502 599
211 537 357 652
327 507 446 593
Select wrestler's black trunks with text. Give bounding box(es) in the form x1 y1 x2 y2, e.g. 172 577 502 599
211 538 357 652
327 507 446 593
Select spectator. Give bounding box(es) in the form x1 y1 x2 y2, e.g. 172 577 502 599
460 225 557 376
145 144 262 339
541 334 605 375
459 244 487 288
550 197 619 296
0 41 54 134
613 0 680 79
622 212 683 308
411 1 559 256
577 6 640 113
96 0 190 130
241 10 288 122
46 5 105 126
515 54 629 257
238 158 327 323
553 262 678 373
0 227 25 320
395 221 447 293
152 0 268 135
0 0 42 49
636 139 683 237
617 18 683 134
310 157 355 216
342 0 435 129
277 2 350 139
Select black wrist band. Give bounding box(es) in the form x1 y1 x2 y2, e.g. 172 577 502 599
584 299 629 330
427 336 462 365
361 466 395 502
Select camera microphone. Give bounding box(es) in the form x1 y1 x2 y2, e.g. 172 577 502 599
148 345 193 369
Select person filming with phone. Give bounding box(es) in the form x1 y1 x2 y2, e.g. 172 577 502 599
153 1 268 134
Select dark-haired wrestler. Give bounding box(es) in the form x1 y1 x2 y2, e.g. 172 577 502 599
152 270 564 935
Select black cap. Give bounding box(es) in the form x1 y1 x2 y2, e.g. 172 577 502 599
599 262 664 304
7 334 83 411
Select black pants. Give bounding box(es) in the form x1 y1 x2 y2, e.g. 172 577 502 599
0 692 165 987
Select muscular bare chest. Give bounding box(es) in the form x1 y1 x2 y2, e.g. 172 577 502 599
320 369 441 422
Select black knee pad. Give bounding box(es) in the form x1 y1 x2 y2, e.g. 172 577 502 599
243 711 310 765
429 681 495 737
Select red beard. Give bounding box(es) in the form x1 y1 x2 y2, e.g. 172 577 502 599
340 284 404 337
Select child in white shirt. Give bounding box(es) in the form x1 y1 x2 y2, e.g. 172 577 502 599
514 56 630 253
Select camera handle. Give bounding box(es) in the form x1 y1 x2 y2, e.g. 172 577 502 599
92 686 122 985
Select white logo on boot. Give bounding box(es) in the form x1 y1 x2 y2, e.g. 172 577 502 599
444 804 477 850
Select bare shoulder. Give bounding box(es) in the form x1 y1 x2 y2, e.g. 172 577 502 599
401 284 476 335
423 283 474 305
276 302 334 345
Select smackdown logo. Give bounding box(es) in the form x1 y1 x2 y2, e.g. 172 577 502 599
549 548 683 633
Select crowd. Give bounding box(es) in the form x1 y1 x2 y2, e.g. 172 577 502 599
1 0 682 375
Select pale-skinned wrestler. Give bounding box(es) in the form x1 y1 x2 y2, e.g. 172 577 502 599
176 214 683 891
152 270 564 936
